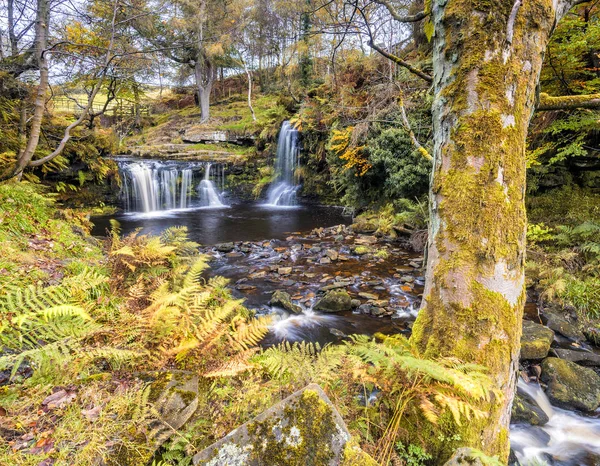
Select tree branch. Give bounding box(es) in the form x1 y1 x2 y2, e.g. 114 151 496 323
368 40 432 83
536 92 600 111
373 0 428 23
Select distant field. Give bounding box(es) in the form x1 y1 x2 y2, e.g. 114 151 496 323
50 88 166 115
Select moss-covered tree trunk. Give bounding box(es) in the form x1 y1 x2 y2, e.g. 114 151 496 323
411 0 580 460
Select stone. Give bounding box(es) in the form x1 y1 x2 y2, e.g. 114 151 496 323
520 321 554 360
543 310 585 341
409 261 420 268
325 249 339 261
142 370 199 447
541 357 600 412
370 307 385 317
269 290 302 314
350 299 361 309
320 257 332 265
351 222 377 234
355 235 378 245
511 391 550 426
193 384 376 466
314 290 352 313
183 129 228 143
216 242 235 252
236 284 256 291
354 246 372 256
278 267 293 275
358 292 379 300
443 447 485 466
552 348 600 366
584 326 600 346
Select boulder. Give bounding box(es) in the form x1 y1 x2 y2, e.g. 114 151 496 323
192 384 377 466
543 309 585 341
541 357 600 412
351 221 377 234
314 290 352 313
216 242 235 253
552 348 600 366
269 290 302 314
511 391 549 426
520 321 554 360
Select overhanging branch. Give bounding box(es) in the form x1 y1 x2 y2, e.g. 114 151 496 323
373 0 428 23
368 40 433 83
537 92 600 111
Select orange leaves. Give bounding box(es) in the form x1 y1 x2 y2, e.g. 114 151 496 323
329 127 371 176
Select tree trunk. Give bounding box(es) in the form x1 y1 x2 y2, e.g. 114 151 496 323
0 0 49 181
194 54 215 123
410 0 574 460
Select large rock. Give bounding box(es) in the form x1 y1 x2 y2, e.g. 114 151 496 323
543 309 585 341
270 290 302 314
183 129 228 143
520 321 554 360
511 390 549 426
192 384 377 466
108 371 199 466
541 357 600 412
552 348 600 366
314 290 352 313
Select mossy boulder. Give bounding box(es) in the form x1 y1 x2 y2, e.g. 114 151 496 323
193 384 375 466
541 357 600 412
351 221 377 234
270 290 302 314
314 290 352 313
520 320 554 360
510 391 549 426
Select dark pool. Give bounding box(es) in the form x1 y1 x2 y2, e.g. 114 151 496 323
91 202 352 245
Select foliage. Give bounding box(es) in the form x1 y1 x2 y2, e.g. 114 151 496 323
254 333 499 465
394 441 432 466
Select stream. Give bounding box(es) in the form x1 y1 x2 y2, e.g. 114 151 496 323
90 121 600 465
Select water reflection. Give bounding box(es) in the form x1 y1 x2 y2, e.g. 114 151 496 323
91 202 351 245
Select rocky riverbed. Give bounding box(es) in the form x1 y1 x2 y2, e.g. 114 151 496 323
200 224 425 345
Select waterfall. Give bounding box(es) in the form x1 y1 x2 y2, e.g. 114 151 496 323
118 159 227 213
198 163 225 208
510 379 600 465
266 121 300 206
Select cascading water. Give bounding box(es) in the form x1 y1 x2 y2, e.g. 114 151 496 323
118 159 227 213
198 163 225 208
265 121 300 206
510 379 600 465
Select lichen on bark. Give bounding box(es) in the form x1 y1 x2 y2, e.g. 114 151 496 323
410 0 565 461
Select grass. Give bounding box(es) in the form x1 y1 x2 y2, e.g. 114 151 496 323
188 142 255 156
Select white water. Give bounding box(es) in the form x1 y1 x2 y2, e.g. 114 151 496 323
269 309 337 341
118 159 228 213
265 121 300 206
198 163 225 208
510 379 600 465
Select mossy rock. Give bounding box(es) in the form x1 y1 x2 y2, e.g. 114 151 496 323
520 320 554 360
541 357 600 412
270 290 302 314
108 371 199 466
510 391 549 426
193 384 375 466
351 221 377 234
314 290 353 313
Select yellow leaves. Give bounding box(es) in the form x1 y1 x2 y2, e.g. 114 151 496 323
329 127 371 176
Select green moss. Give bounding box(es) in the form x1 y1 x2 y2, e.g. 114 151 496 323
244 389 340 465
340 439 378 466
